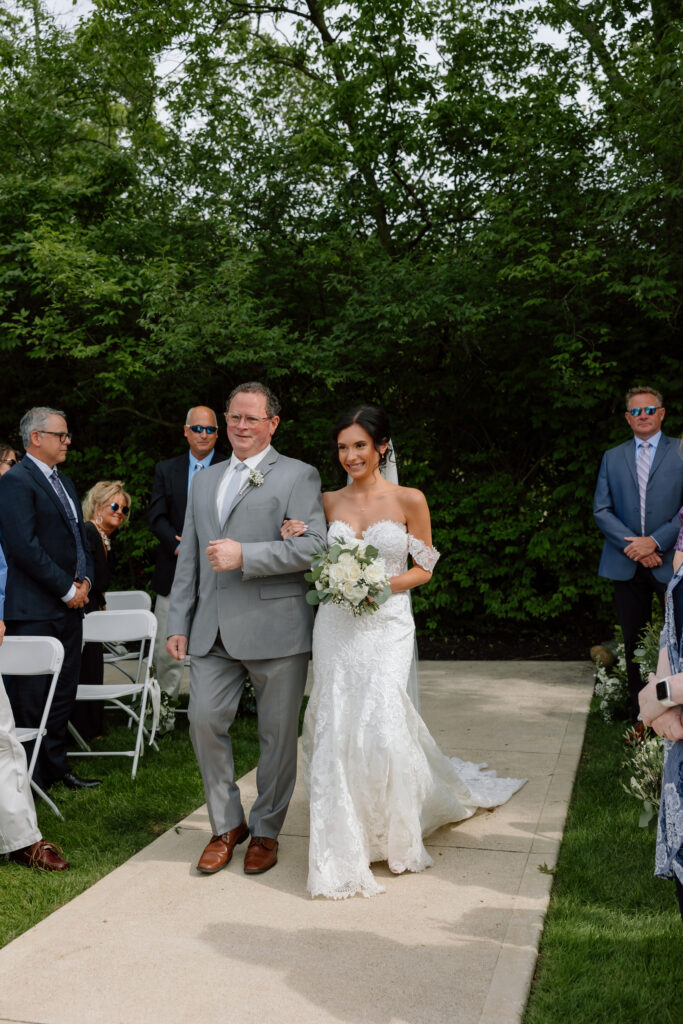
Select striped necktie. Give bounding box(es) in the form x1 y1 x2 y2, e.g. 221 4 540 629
49 469 87 581
636 441 651 534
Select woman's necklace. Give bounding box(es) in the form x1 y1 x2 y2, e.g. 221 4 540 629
94 521 111 551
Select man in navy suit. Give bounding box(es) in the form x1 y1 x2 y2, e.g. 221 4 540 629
149 406 227 719
0 407 98 790
594 386 683 722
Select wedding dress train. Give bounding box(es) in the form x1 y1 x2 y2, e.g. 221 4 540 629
302 519 526 900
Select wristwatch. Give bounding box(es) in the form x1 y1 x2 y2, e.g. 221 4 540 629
656 677 677 708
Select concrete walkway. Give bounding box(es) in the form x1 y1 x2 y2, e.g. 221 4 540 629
0 661 593 1024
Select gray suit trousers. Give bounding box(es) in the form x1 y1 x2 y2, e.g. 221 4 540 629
188 638 309 838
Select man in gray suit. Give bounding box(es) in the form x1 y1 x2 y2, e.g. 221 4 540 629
167 382 326 875
594 385 683 723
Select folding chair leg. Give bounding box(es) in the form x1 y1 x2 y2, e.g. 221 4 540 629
31 780 64 820
68 721 92 752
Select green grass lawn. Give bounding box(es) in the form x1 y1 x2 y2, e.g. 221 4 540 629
524 705 681 1024
0 704 260 948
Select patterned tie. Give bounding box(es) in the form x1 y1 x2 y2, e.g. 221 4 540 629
50 469 87 581
636 441 651 534
220 462 248 525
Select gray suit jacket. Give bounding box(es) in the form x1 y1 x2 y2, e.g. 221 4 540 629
167 447 326 659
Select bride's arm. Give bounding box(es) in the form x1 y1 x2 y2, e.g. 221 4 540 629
389 489 438 595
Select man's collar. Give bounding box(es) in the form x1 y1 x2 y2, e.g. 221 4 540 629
634 431 662 448
189 450 215 470
24 451 56 476
229 445 272 471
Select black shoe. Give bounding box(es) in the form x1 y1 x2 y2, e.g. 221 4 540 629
60 770 102 790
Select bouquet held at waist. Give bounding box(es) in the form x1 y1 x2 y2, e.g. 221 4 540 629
305 538 392 616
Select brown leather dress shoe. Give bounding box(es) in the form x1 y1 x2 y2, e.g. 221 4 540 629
197 820 249 874
243 836 278 875
9 839 70 872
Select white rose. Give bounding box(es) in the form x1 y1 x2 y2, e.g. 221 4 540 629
363 559 387 585
338 559 362 584
342 580 368 604
327 563 345 587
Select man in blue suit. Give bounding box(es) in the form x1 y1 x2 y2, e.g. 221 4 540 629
594 385 683 722
0 407 98 790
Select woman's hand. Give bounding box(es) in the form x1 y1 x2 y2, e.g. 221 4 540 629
639 673 669 726
281 518 307 539
649 706 683 742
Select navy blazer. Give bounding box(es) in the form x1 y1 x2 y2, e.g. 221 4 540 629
593 434 683 582
0 457 94 620
149 449 228 595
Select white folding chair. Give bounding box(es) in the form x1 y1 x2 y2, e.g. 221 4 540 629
0 636 65 819
102 591 153 681
69 609 159 779
104 590 152 611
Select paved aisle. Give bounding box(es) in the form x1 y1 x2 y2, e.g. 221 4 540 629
0 661 593 1024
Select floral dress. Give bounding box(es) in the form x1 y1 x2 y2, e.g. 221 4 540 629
655 549 683 884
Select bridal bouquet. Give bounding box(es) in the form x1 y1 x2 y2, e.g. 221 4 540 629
305 538 392 616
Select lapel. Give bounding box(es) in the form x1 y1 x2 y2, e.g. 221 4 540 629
172 455 190 518
207 459 229 536
23 456 74 530
621 439 638 490
225 448 279 524
647 434 669 486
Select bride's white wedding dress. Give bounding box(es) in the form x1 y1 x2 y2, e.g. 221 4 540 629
302 519 526 900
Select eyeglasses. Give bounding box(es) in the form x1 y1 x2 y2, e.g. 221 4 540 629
0 458 16 467
226 414 270 427
187 424 218 435
109 502 130 517
627 406 661 417
38 430 72 442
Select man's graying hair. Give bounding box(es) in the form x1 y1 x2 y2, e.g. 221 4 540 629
625 385 663 409
226 382 281 418
20 407 67 450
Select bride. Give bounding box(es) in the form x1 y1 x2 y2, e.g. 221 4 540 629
281 405 525 899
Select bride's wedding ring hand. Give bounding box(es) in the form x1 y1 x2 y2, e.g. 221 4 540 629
281 518 307 539
207 538 243 571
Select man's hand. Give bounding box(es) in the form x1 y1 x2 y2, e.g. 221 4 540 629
624 536 657 561
174 534 181 556
0 620 5 646
66 580 90 609
207 538 243 572
639 553 663 569
166 635 188 661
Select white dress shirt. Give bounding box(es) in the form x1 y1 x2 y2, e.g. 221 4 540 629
215 446 271 520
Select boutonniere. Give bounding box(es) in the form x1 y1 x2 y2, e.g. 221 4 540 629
239 468 265 495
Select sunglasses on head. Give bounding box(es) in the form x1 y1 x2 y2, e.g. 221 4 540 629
0 458 16 467
628 406 661 417
109 502 130 517
187 424 218 435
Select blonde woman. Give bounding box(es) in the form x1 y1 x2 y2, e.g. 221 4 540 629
70 481 131 740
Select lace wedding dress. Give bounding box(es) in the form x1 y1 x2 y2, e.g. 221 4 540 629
302 519 526 900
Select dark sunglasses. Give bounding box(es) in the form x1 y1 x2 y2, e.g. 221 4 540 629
628 406 661 417
187 424 218 435
0 458 17 467
109 502 130 517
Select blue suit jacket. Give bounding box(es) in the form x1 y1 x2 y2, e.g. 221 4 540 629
593 434 683 582
0 457 94 620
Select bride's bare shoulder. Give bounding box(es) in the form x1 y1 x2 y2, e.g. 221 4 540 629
397 485 428 510
322 489 348 516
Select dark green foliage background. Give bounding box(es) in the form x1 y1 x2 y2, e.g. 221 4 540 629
1 1 681 646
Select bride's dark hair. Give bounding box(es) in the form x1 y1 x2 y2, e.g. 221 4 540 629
332 405 392 470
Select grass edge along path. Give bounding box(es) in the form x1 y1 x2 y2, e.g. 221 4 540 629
523 704 681 1024
0 709 260 948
